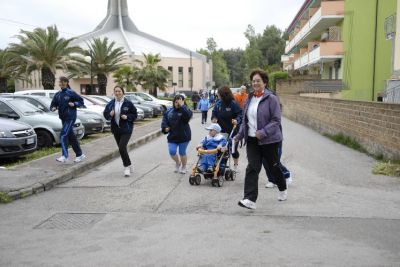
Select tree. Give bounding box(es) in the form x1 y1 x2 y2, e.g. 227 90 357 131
8 25 82 89
0 49 13 92
198 38 229 88
258 25 286 66
113 65 140 92
222 48 245 87
84 37 126 95
136 53 169 96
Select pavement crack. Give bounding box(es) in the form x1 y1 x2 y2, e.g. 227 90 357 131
129 164 161 187
153 173 185 212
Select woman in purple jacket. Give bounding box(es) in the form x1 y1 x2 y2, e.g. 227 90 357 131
234 69 287 210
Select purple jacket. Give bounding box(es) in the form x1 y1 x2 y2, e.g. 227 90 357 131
235 89 282 145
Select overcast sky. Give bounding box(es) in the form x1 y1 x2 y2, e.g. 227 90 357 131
0 0 303 51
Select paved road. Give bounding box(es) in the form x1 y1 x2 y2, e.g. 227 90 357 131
1 113 399 266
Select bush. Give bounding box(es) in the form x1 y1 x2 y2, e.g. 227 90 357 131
269 71 289 90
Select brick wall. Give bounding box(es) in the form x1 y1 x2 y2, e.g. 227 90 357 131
279 94 400 160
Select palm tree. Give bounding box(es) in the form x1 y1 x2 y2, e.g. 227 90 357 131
137 53 169 96
0 49 13 92
8 25 83 89
113 65 140 92
84 37 126 95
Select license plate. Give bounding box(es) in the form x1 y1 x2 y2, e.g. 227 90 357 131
26 137 35 145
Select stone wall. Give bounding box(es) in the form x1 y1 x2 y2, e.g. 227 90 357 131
278 94 400 160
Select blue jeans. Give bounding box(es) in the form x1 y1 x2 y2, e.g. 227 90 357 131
168 142 189 156
60 120 82 158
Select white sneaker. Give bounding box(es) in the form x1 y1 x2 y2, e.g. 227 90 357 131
56 156 68 163
124 167 131 177
233 164 238 173
174 162 181 173
238 199 256 210
278 190 287 201
286 176 293 186
265 182 276 188
179 165 187 174
74 154 86 163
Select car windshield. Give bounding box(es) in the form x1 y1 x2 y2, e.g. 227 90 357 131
39 97 52 108
125 95 139 103
135 95 146 102
9 99 43 115
92 97 109 104
137 93 153 101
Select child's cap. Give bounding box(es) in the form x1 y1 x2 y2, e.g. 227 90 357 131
205 123 221 133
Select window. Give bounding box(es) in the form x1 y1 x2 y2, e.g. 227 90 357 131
0 102 16 117
178 67 183 87
188 67 193 89
32 92 46 97
168 66 173 87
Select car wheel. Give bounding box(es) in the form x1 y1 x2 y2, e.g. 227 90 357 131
36 130 53 148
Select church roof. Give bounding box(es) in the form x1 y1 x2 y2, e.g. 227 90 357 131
71 0 205 60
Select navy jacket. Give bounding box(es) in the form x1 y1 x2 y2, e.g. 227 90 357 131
50 88 84 121
211 100 242 134
103 98 138 135
161 105 193 143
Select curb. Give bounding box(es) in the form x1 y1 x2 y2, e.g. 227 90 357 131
4 129 162 202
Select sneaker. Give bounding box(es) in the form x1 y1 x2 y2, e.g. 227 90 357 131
286 175 293 186
179 165 187 174
233 164 238 173
56 156 68 163
74 154 86 163
174 162 181 173
265 182 276 188
278 190 288 201
124 167 131 177
238 199 256 210
130 165 134 173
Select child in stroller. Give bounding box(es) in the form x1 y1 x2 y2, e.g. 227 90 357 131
196 123 227 173
189 123 236 187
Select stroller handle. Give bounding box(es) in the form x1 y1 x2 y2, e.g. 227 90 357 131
197 148 219 155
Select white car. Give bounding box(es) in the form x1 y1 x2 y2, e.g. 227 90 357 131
14 89 59 99
128 92 173 112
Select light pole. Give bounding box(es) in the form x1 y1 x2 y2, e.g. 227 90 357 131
85 54 94 94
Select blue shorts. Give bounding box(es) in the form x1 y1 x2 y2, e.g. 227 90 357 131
168 142 189 156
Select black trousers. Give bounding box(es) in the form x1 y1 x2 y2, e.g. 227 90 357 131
201 111 208 123
244 137 286 202
113 132 132 167
193 102 198 110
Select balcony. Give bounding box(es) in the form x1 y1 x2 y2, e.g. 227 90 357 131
293 41 343 70
285 1 344 54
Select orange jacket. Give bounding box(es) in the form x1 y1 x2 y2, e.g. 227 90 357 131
234 93 248 109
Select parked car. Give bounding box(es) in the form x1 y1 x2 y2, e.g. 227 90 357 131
124 94 163 117
127 92 173 112
88 95 145 121
0 98 84 148
3 95 104 136
123 95 153 118
0 118 37 158
14 89 59 99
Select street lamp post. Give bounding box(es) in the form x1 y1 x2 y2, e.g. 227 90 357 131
85 54 94 94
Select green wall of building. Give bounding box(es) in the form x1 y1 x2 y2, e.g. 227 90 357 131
342 0 397 101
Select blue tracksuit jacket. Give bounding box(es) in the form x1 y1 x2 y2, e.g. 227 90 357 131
50 87 84 122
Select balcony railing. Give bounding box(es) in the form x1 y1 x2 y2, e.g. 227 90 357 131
293 42 343 70
285 1 344 54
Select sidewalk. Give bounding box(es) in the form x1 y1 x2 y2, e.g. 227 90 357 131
0 119 162 201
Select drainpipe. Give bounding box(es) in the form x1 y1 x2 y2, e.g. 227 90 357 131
372 0 379 101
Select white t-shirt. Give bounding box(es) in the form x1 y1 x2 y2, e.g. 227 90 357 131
247 96 262 137
114 98 124 125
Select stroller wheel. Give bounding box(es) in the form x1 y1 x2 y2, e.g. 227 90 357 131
231 170 236 181
225 170 231 181
194 174 201 185
211 178 217 187
217 176 224 187
189 176 195 185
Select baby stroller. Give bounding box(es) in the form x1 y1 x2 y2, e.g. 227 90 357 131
189 125 237 187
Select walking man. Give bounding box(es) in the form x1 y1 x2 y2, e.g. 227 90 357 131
50 76 86 163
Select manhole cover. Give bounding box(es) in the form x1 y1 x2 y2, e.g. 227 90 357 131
34 213 106 230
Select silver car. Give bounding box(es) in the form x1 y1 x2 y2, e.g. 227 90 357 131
0 118 37 158
0 98 84 148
